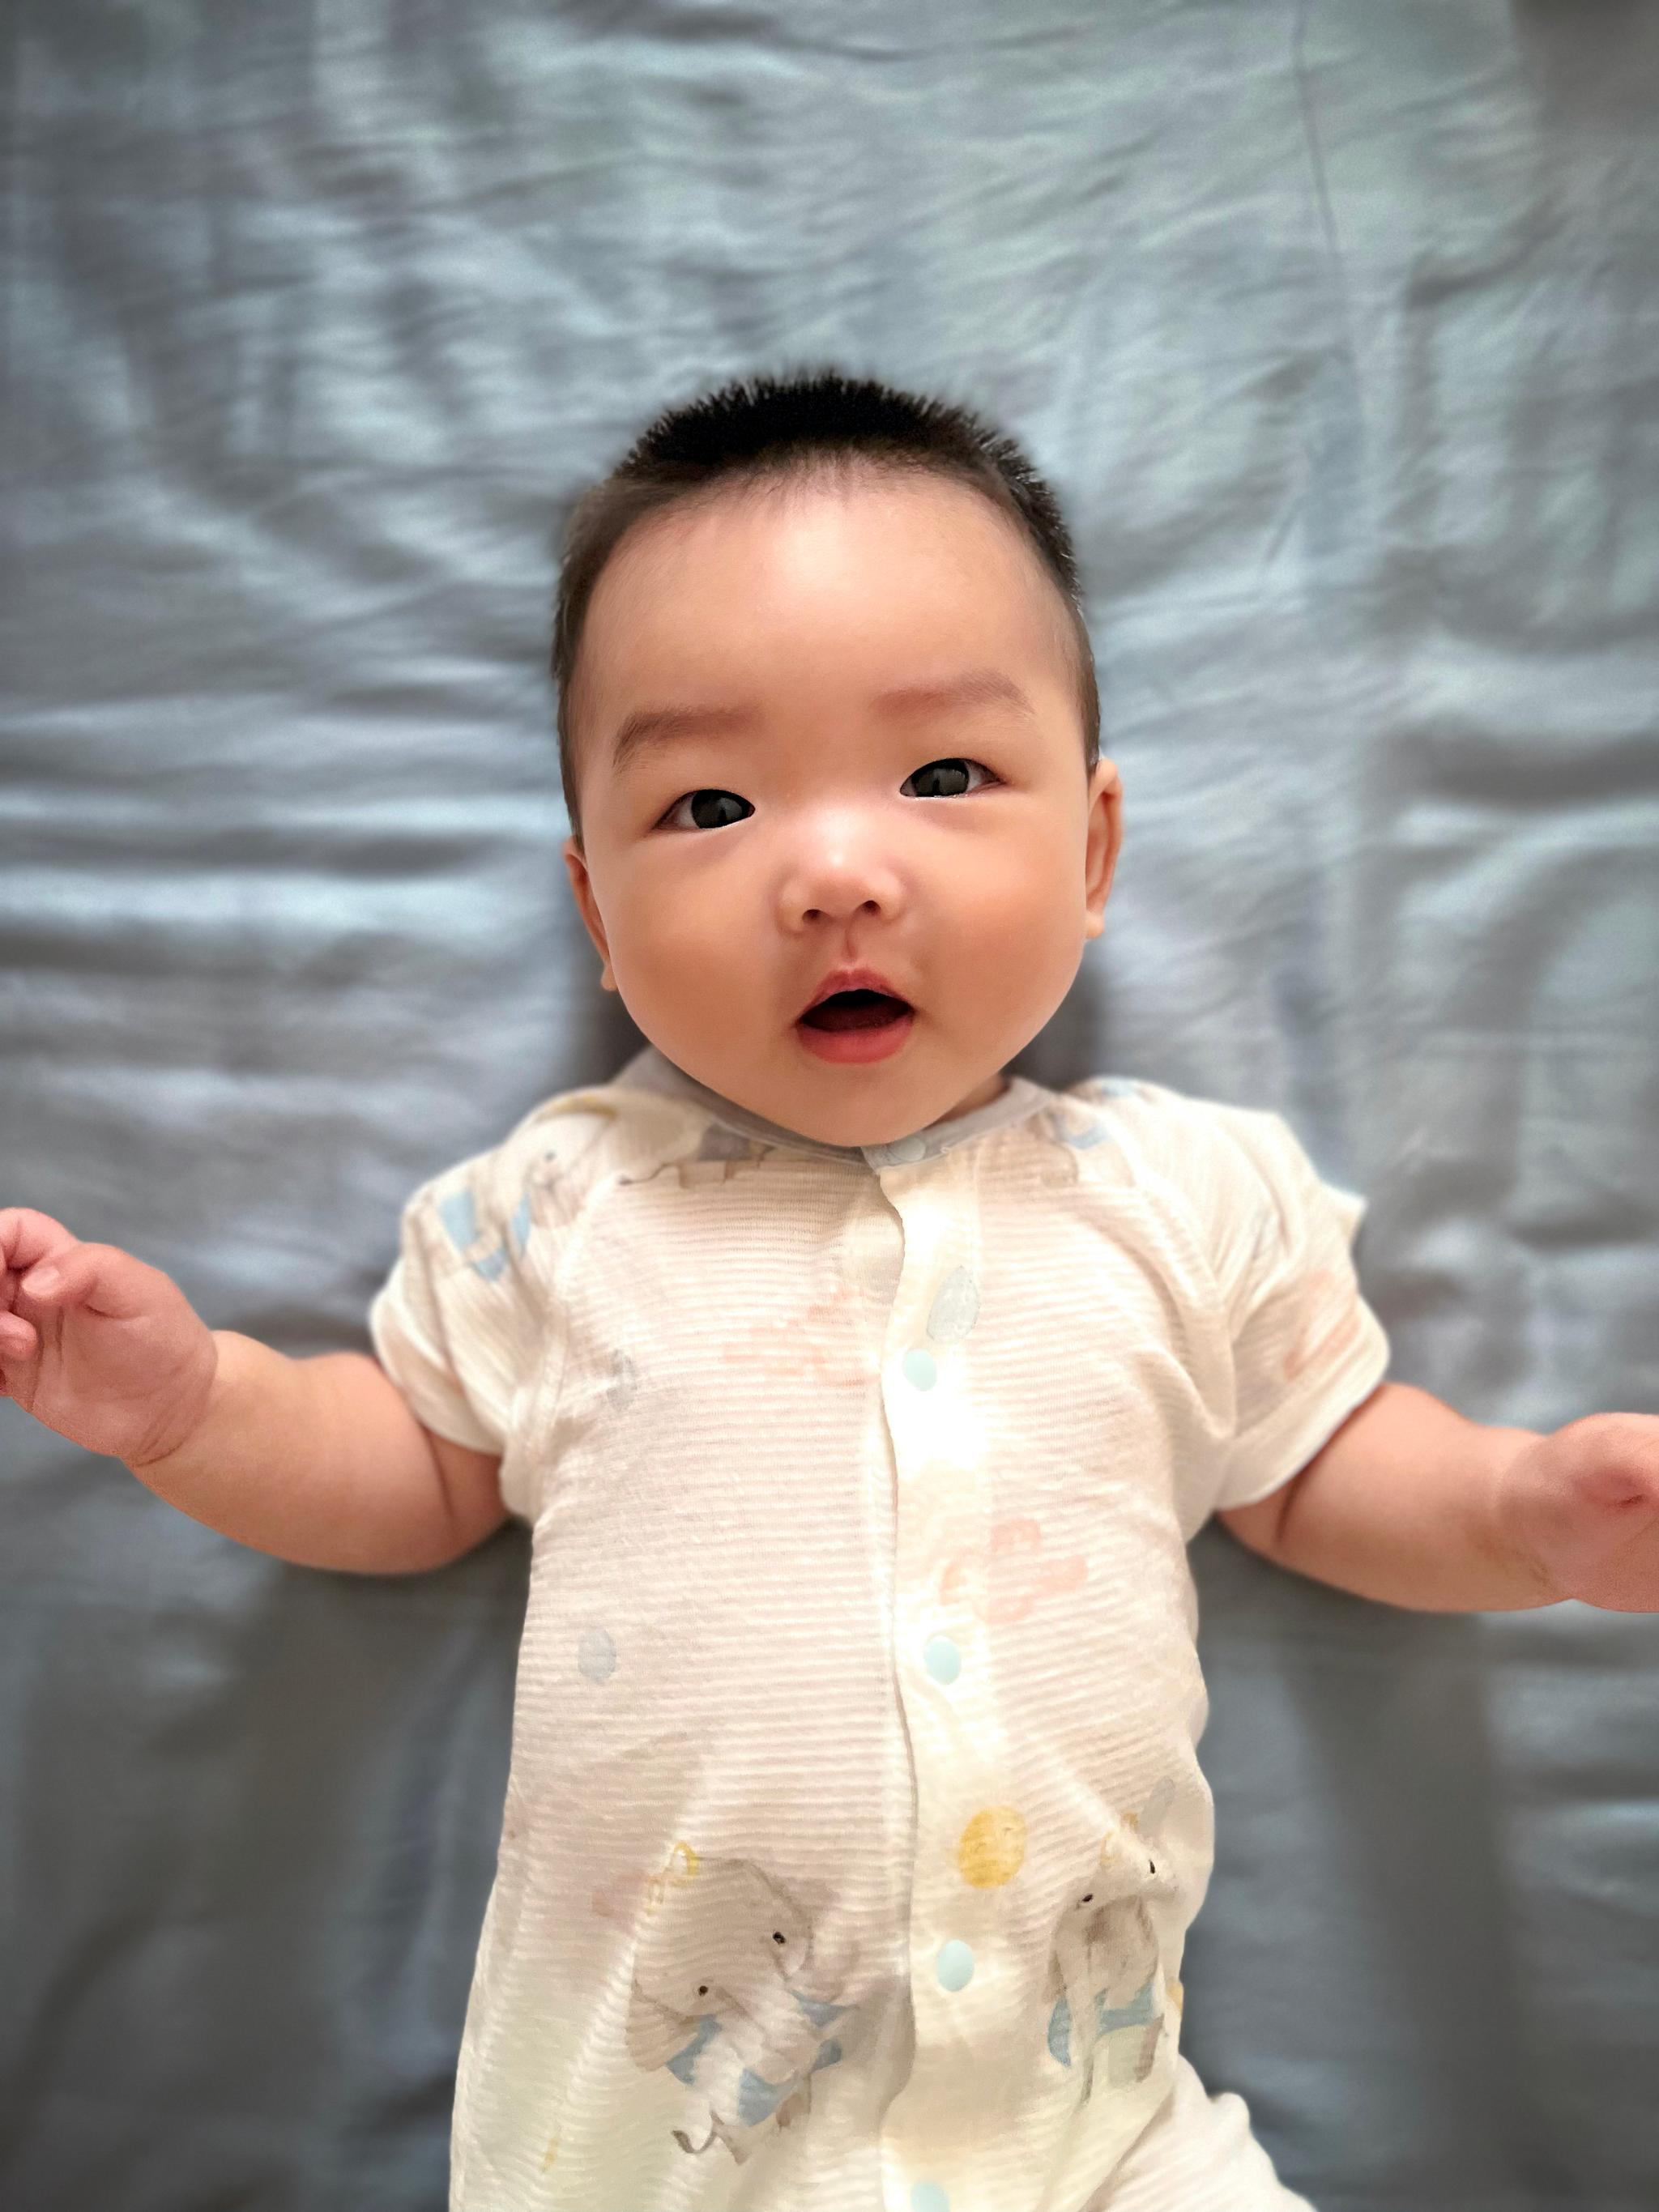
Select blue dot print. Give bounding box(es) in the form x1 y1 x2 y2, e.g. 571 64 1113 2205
902 1348 937 1390
577 1627 616 1683
923 1635 962 1684
911 2186 950 2212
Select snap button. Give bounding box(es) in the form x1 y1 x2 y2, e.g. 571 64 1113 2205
923 1634 961 1684
936 1939 975 1992
902 1347 936 1389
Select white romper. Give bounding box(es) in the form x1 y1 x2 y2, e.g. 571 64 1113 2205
368 1042 1389 2212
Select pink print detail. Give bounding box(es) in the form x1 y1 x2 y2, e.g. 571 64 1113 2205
591 1840 702 1937
591 1867 656 1934
939 1516 1088 1626
1281 1270 1363 1380
718 1281 867 1387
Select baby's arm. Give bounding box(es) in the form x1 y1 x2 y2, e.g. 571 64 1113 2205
1221 1380 1659 1615
0 1207 506 1575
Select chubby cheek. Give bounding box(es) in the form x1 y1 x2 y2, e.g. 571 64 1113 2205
611 876 763 1030
951 860 1075 1012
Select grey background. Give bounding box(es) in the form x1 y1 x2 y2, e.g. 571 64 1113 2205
3 2 1657 2207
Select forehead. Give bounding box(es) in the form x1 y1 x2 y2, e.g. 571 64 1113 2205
601 468 1043 613
578 472 1072 734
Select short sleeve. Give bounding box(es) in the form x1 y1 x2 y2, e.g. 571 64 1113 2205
367 1141 555 1511
1202 1104 1391 1514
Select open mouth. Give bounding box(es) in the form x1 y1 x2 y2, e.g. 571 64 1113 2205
798 989 914 1033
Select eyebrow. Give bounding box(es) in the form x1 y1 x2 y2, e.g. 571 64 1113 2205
608 668 1039 777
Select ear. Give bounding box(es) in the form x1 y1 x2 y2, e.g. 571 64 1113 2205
1081 757 1123 940
562 835 617 991
788 1874 835 1917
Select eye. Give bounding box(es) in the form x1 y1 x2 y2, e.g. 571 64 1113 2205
660 788 754 833
902 757 998 800
657 757 998 831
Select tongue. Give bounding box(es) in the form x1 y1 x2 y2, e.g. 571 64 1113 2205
803 990 910 1033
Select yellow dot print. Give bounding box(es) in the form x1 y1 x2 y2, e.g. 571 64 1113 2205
957 1805 1027 1888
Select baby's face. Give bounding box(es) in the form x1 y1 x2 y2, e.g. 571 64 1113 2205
562 472 1121 1148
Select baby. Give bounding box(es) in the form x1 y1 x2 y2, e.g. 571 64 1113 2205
4 366 1657 2212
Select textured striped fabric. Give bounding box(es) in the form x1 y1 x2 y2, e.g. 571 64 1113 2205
367 1043 1387 2212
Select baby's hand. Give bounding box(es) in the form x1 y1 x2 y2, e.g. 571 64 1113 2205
1498 1415 1659 1613
0 1208 219 1468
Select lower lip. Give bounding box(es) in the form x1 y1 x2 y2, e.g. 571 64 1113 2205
795 1007 916 1063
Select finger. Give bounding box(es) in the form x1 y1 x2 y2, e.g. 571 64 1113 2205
1 1208 79 1279
17 1242 161 1322
1562 1415 1659 1511
0 1310 36 1355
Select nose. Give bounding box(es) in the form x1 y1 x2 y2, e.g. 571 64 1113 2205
779 812 906 930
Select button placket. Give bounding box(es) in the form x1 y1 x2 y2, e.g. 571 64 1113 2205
878 1153 1008 2201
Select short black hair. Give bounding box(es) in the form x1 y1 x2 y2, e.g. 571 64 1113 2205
552 364 1099 844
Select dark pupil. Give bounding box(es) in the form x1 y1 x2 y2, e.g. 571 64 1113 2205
684 761 974 826
910 758 971 799
1081 1892 1092 1904
697 1983 709 1996
772 1929 786 1945
687 791 749 831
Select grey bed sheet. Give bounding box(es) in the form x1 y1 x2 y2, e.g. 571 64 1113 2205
2 2 1657 2207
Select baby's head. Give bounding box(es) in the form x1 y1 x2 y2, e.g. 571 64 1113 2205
554 367 1121 1148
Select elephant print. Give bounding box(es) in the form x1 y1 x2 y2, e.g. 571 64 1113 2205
672 1123 775 1189
1044 1796 1177 2102
623 1850 853 2166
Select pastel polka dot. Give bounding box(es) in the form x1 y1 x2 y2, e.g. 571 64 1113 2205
926 1266 980 1342
577 1627 616 1682
601 1349 638 1413
936 1938 975 1991
910 2185 949 2212
923 1634 961 1684
957 1805 1027 1888
902 1348 937 1390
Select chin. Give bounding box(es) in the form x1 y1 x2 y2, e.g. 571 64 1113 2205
787 1078 958 1151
